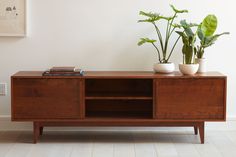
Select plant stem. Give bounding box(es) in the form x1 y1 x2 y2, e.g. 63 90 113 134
199 46 204 58
166 13 177 44
151 43 162 63
191 33 197 64
168 13 177 35
153 22 164 52
163 13 177 62
163 20 170 61
166 35 181 62
169 27 176 37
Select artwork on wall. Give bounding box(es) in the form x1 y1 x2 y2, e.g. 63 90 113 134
0 0 26 36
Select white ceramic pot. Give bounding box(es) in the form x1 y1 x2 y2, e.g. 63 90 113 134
153 62 175 73
196 58 206 73
179 64 199 75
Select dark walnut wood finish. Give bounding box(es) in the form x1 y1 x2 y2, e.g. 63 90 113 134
11 71 227 144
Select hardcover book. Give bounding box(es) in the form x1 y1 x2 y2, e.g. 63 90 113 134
43 67 84 76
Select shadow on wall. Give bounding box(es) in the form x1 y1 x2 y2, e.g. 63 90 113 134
0 36 25 44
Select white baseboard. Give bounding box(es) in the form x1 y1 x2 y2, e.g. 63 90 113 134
1 115 236 131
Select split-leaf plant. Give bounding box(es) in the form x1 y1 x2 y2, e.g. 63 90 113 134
138 5 188 63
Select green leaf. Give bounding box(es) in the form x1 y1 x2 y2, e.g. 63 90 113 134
161 15 177 21
176 31 188 45
138 19 155 23
138 11 161 23
180 20 199 28
183 45 194 64
180 20 194 37
139 11 159 18
138 38 157 46
138 11 175 22
176 31 184 36
202 32 229 48
172 23 182 28
188 23 199 27
182 44 187 55
170 4 188 13
201 14 218 37
197 26 204 41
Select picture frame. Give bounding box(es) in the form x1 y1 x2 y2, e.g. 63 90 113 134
0 0 27 37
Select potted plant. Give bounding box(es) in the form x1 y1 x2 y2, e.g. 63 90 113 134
196 14 229 73
176 20 199 75
138 5 188 73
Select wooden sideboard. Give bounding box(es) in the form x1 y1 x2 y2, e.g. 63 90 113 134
11 71 227 143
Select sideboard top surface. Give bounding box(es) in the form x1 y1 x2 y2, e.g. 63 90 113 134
12 71 226 79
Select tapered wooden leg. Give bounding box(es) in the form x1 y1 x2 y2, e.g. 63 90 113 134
194 126 198 135
198 122 205 144
33 122 40 144
40 127 44 136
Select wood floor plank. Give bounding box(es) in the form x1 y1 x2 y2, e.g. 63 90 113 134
152 131 179 157
70 143 93 157
1 131 236 157
170 131 201 157
92 132 114 157
225 131 236 144
92 143 113 157
113 132 135 157
4 132 33 157
48 144 73 157
184 133 223 157
133 132 156 157
0 131 21 157
26 141 57 157
208 131 236 157
70 131 94 157
26 143 54 157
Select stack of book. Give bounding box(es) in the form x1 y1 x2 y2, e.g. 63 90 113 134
42 67 84 76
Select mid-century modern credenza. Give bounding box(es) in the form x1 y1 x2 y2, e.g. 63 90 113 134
11 71 227 143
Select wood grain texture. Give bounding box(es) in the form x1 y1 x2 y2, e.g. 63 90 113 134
11 71 227 144
12 71 226 78
12 78 81 120
155 78 226 120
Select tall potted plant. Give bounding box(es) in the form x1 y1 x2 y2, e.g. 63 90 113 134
176 20 199 75
138 5 188 73
196 14 229 73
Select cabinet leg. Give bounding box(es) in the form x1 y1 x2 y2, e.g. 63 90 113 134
40 127 44 136
194 126 198 135
33 122 40 144
198 122 205 144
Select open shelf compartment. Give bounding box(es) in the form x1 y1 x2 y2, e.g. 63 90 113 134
85 79 153 99
85 99 153 119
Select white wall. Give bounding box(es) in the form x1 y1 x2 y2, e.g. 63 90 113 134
0 0 235 120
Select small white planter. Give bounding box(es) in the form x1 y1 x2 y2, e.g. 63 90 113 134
153 62 175 73
196 58 206 73
179 64 199 75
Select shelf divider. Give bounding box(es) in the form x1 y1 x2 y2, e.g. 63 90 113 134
85 96 153 100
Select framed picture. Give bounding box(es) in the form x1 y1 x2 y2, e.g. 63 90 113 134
0 0 27 36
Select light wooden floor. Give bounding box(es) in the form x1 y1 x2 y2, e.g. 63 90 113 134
0 130 236 157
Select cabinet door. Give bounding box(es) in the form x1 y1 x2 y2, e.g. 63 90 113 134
155 78 226 120
12 78 82 120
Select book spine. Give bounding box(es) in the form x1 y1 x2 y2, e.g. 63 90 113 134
49 69 75 72
43 73 83 76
